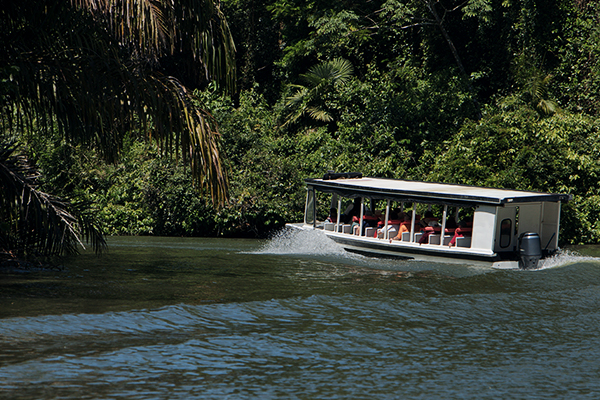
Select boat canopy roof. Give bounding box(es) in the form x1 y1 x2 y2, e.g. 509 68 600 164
305 176 572 206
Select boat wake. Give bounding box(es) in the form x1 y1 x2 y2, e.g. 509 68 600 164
254 227 347 256
251 228 600 273
538 249 600 270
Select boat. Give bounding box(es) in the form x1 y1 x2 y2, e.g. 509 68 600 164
286 172 572 269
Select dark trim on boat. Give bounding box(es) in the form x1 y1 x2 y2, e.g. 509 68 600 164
329 235 503 263
344 248 413 260
305 177 571 206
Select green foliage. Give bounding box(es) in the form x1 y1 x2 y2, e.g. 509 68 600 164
33 88 298 239
1 0 233 207
283 58 354 126
553 1 600 116
210 87 306 234
0 137 105 259
425 107 600 244
7 0 600 246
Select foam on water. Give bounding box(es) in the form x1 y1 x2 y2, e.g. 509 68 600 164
252 228 600 274
538 248 600 270
254 227 348 256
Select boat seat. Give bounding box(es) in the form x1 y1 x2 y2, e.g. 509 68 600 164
428 234 441 245
456 227 472 235
456 236 472 247
400 232 423 243
339 224 352 234
377 224 399 239
324 222 335 231
448 226 473 246
365 227 376 237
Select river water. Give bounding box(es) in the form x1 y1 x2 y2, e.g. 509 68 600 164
1 229 600 399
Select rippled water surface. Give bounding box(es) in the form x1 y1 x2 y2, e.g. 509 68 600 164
1 230 600 399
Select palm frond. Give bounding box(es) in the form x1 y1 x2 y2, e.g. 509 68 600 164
1 0 231 205
285 87 309 107
301 58 354 87
282 58 353 128
72 0 170 58
0 141 106 258
70 0 236 92
522 71 557 115
306 107 333 122
142 73 228 205
537 99 559 116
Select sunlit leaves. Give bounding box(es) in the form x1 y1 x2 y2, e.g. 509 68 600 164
301 58 354 88
283 58 354 126
462 0 493 23
426 108 600 244
1 0 234 208
71 0 236 90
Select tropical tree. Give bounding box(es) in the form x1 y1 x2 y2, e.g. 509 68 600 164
0 140 106 259
499 62 559 116
0 0 236 258
283 58 354 127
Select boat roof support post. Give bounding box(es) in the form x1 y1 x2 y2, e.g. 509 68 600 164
384 200 390 239
439 205 448 246
313 188 317 230
336 197 342 233
359 197 365 236
410 204 417 242
555 202 562 249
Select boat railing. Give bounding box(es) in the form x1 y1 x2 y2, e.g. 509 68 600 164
312 188 474 249
322 219 473 248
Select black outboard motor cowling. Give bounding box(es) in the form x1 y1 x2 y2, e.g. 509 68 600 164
518 232 542 270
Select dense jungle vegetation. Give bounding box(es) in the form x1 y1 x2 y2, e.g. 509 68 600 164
3 0 600 261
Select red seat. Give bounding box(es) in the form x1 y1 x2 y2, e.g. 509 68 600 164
455 227 472 235
377 219 403 227
449 226 472 246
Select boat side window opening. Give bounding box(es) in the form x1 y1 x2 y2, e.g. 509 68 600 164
316 191 332 222
307 188 474 248
340 197 360 223
500 219 512 248
305 188 315 226
443 206 474 248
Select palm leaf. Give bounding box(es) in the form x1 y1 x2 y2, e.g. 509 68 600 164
285 86 309 107
306 107 333 122
537 99 558 116
1 0 232 206
0 140 106 258
282 58 353 127
301 58 354 87
71 0 236 92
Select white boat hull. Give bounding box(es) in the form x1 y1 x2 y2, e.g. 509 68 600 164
286 223 519 269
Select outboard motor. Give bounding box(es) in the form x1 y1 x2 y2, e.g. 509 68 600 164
518 232 542 270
